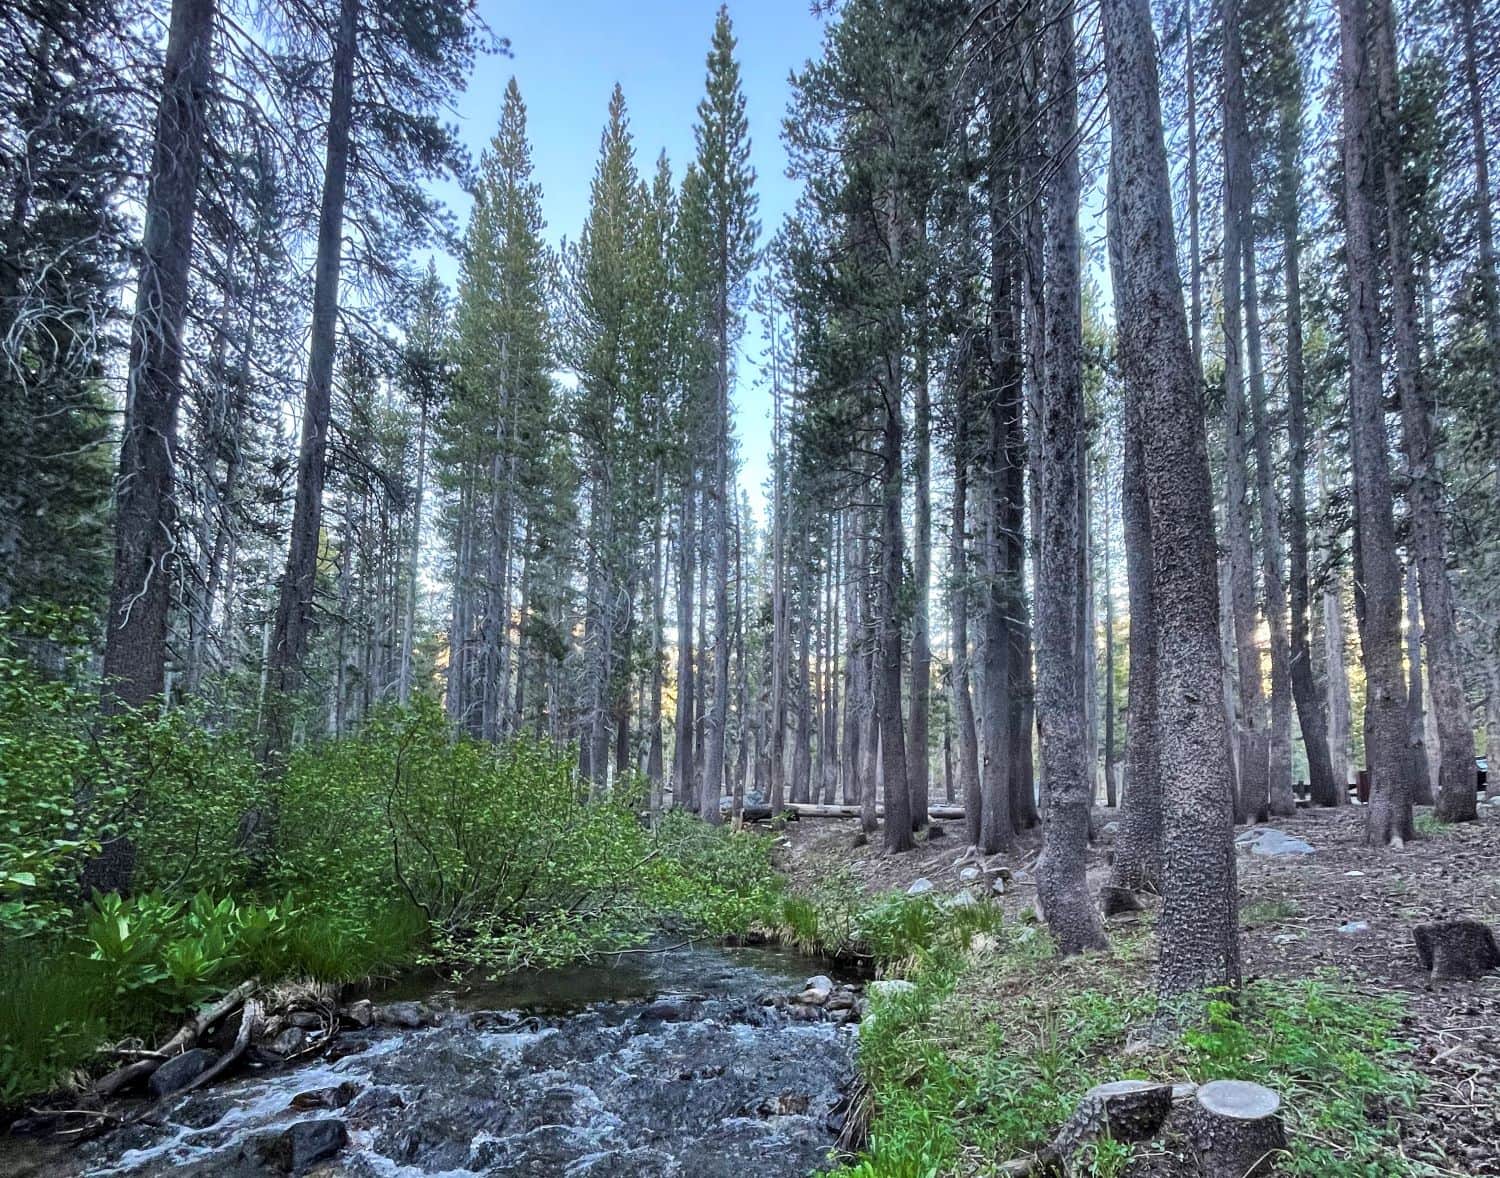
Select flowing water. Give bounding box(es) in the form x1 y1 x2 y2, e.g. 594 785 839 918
2 943 858 1178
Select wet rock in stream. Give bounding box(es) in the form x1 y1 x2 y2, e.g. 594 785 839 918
73 987 855 1178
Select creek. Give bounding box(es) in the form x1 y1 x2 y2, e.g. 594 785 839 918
3 942 859 1178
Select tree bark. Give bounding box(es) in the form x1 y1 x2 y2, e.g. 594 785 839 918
908 335 932 832
1221 0 1269 825
1106 150 1161 895
1101 0 1240 999
102 0 218 712
1279 87 1340 807
1338 0 1413 846
265 0 359 752
1036 0 1108 954
1372 0 1478 824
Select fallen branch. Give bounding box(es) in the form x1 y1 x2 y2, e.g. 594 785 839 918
171 998 262 1098
94 979 257 1097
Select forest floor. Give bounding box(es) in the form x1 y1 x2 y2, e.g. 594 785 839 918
775 801 1500 1174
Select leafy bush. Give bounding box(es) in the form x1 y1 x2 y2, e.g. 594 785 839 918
83 889 291 1006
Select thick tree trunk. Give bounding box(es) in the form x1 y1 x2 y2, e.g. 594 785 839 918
1373 0 1478 824
1105 152 1161 895
1036 0 1108 954
265 0 358 752
1339 0 1414 847
1101 0 1240 999
102 0 218 713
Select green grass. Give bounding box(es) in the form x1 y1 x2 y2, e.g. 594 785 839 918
0 948 118 1103
828 923 1426 1178
1240 896 1302 926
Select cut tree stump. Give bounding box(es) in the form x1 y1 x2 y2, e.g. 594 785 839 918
1190 1080 1285 1178
998 1080 1172 1175
1413 919 1500 981
1099 885 1145 917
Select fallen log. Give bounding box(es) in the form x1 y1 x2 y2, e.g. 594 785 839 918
782 803 967 821
94 979 257 1097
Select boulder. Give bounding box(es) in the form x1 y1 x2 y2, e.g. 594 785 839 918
376 1001 433 1029
867 979 916 1000
290 1081 360 1111
959 866 982 883
906 878 935 897
256 1118 348 1174
268 1026 309 1056
341 999 375 1028
1413 919 1500 981
148 1048 219 1099
802 975 835 1002
1337 921 1370 935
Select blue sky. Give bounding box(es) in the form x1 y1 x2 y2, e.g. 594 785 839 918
430 1 831 520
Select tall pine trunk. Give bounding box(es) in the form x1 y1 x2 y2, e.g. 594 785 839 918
102 0 218 713
1101 0 1239 999
1338 0 1413 846
1035 0 1107 954
265 0 358 753
1373 0 1478 823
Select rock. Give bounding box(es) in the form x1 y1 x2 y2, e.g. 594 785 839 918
1344 870 1366 877
256 1118 348 1174
376 1001 433 1029
959 866 982 883
867 979 916 1000
946 890 978 908
342 999 375 1029
906 877 935 896
1100 821 1121 838
825 990 856 1012
290 1081 360 1111
1239 828 1315 857
1338 921 1371 935
1413 919 1500 981
148 1048 219 1099
285 1011 323 1030
991 877 1007 896
638 998 694 1022
802 975 835 1002
1189 1080 1285 1178
269 1026 309 1056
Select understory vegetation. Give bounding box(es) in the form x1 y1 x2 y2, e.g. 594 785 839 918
0 624 788 1102
831 920 1425 1178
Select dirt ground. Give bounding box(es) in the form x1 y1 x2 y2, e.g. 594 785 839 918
773 801 1500 1174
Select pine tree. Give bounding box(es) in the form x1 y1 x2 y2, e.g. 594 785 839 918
680 6 757 823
